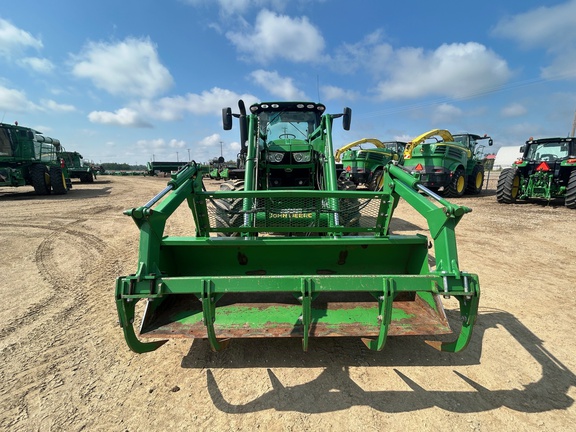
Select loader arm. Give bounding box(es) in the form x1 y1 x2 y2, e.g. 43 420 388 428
335 138 387 162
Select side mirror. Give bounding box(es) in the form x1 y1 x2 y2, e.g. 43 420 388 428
218 156 225 164
519 145 525 153
222 107 232 130
342 107 352 131
488 138 493 146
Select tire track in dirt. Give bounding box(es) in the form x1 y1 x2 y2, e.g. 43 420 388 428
0 220 121 430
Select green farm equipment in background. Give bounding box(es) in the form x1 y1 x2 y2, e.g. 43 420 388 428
497 136 576 208
208 156 230 181
0 122 70 195
115 101 480 354
146 160 188 176
59 150 96 183
402 129 493 197
335 138 406 190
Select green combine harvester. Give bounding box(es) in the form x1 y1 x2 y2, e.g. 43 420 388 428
115 101 480 354
0 121 70 194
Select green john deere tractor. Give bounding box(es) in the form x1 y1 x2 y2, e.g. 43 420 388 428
497 136 576 208
402 129 493 197
335 138 406 190
115 101 480 354
0 122 70 195
59 150 96 183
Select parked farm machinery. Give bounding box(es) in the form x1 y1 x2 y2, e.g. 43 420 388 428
497 136 576 208
403 129 493 197
0 122 70 195
115 101 480 354
335 138 406 190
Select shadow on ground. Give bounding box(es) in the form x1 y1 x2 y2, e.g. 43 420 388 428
181 310 576 414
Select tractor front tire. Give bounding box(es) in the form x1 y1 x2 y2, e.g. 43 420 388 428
496 168 520 204
367 169 384 191
466 165 484 195
30 164 51 195
565 170 576 209
444 167 466 198
214 180 245 236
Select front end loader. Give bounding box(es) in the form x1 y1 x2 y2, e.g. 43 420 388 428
115 101 480 354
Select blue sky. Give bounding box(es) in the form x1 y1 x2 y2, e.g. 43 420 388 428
1 0 576 165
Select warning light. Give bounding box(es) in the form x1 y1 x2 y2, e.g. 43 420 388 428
415 163 423 171
536 162 550 172
346 166 351 172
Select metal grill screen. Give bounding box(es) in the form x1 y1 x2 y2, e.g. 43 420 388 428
207 195 381 233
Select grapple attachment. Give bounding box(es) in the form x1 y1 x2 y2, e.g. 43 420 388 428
115 163 479 353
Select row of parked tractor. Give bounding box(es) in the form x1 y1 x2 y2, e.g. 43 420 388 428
336 129 576 209
0 121 97 195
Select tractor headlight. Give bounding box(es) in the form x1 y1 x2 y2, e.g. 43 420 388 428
293 152 311 163
268 152 284 163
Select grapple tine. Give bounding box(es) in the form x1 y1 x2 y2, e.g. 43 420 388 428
361 279 394 351
425 287 480 353
115 295 167 354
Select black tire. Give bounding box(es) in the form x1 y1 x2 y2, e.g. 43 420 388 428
338 179 361 230
566 169 576 209
80 172 94 183
496 168 521 204
214 180 244 236
367 168 384 191
50 166 68 195
30 164 51 195
444 167 466 198
466 165 484 195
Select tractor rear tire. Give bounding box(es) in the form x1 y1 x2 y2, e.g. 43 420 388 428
30 164 51 195
214 180 245 236
367 169 384 191
444 167 466 198
496 168 520 204
50 166 68 195
566 170 576 209
466 165 484 195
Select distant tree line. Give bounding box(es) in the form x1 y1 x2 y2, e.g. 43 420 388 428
101 162 146 171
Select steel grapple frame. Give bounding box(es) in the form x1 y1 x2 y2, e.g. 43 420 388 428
115 161 479 354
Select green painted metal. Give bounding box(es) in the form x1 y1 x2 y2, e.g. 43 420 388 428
403 132 492 196
497 137 576 208
0 122 71 194
115 103 481 355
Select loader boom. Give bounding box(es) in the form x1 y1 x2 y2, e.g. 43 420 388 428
115 102 480 354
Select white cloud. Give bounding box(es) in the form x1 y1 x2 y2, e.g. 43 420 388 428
321 85 359 102
40 99 76 113
17 57 55 73
0 85 39 112
430 103 462 123
249 70 307 100
88 108 152 128
501 103 527 118
71 37 173 99
492 1 576 80
492 1 576 50
374 42 512 100
330 30 394 76
226 9 325 63
0 18 43 58
138 87 259 121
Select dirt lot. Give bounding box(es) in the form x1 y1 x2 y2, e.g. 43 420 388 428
1 173 575 431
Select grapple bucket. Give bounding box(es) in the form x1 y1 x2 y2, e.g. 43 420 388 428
115 163 479 353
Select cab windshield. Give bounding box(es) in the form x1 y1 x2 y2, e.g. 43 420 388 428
259 111 318 142
526 141 569 161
